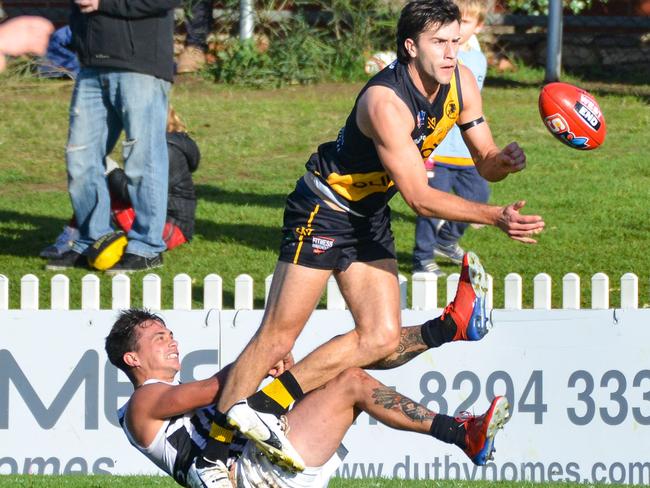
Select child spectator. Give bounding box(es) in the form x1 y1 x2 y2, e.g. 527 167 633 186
41 106 200 259
412 0 490 277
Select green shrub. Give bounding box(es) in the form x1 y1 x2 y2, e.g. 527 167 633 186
208 0 400 86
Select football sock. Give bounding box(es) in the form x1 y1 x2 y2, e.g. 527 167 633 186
197 411 234 467
421 316 456 348
247 371 305 416
429 413 466 449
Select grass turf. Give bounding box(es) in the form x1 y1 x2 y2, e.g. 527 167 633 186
0 66 648 310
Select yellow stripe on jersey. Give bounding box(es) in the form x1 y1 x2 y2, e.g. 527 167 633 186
293 204 320 264
420 70 462 161
325 171 395 201
434 155 476 167
261 379 295 409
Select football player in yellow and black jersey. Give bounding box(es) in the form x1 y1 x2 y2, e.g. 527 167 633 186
194 0 545 477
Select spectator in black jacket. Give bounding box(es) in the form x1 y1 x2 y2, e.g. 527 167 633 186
41 107 200 259
46 0 180 272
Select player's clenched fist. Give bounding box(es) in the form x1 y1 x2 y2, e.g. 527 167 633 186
496 142 526 173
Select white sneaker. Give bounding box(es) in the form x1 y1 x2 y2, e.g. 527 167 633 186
186 458 232 488
227 399 306 472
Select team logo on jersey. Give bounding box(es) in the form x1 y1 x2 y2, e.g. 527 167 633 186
445 100 458 119
544 113 590 149
417 111 427 129
312 236 335 254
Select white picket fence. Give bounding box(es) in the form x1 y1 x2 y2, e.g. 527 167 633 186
0 271 644 311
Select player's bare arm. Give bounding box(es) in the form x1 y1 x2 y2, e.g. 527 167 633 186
357 86 543 242
126 368 230 446
457 64 526 181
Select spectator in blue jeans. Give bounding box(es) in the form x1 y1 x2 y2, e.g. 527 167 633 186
177 0 213 74
46 0 179 272
413 0 490 277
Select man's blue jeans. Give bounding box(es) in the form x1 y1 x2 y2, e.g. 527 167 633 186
413 165 490 269
66 68 170 258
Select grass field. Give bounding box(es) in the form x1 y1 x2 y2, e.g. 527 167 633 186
0 67 649 309
0 477 644 487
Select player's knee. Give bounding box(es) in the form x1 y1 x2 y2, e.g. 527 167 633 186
358 323 400 361
254 328 296 363
334 367 371 395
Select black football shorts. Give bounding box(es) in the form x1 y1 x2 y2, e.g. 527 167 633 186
278 177 396 271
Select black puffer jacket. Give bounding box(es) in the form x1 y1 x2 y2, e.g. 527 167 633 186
108 132 200 240
69 0 180 82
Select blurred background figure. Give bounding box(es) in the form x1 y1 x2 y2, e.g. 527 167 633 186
412 0 491 277
177 0 213 74
41 106 200 259
36 25 79 79
0 15 54 72
44 0 179 272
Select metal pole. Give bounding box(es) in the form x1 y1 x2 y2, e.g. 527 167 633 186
240 0 254 41
545 0 563 82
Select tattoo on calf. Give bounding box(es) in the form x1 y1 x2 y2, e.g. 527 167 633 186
370 326 428 370
372 386 434 422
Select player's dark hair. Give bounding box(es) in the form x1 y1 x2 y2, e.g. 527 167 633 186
396 0 461 64
105 309 166 372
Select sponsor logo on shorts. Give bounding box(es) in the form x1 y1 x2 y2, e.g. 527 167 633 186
312 236 335 254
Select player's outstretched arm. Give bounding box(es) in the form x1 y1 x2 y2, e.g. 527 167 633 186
357 86 544 243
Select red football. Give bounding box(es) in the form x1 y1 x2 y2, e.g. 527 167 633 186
539 82 606 150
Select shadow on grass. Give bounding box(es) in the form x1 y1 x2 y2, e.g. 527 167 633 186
0 210 68 258
194 219 281 251
196 184 287 208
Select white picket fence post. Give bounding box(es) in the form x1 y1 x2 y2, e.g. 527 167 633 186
533 273 552 310
591 272 609 309
112 274 130 310
0 271 645 311
234 274 253 310
446 273 459 305
20 274 39 310
620 273 638 309
562 273 581 309
504 273 522 310
143 273 162 310
204 274 223 310
81 274 100 310
0 274 8 310
173 274 192 311
411 272 437 311
51 274 70 311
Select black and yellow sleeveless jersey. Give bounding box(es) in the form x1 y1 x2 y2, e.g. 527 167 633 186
305 60 463 216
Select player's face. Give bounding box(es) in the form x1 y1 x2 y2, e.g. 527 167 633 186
132 320 181 377
411 21 461 85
